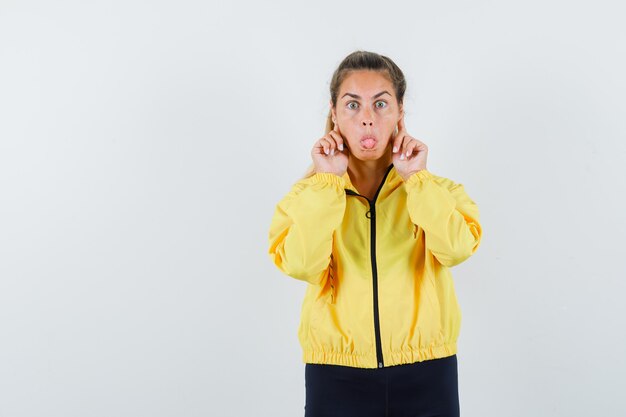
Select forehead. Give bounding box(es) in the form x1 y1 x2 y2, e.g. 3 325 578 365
339 70 394 97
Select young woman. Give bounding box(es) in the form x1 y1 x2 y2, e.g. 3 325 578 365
268 50 483 417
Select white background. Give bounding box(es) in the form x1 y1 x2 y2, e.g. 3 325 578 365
1 1 625 416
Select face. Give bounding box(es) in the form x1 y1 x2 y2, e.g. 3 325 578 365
331 70 403 160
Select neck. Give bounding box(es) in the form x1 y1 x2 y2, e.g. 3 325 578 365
347 148 393 185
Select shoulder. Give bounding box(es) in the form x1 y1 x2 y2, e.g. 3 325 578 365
410 169 460 191
431 172 458 189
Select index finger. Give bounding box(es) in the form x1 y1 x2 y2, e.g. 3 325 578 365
397 113 406 133
332 122 344 150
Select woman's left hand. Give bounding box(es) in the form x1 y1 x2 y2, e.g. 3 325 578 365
391 114 428 181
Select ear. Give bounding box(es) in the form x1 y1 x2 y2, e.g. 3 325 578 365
330 101 336 121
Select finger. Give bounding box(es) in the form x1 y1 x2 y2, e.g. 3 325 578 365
400 137 414 160
415 140 428 155
400 136 412 159
316 137 332 155
408 140 428 159
328 131 345 153
393 114 407 153
392 131 405 154
324 134 338 155
397 113 406 133
332 123 344 151
404 140 417 158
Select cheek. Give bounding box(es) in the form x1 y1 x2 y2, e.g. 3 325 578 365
338 113 356 124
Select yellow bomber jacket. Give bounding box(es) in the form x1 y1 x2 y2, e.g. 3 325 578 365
267 163 482 369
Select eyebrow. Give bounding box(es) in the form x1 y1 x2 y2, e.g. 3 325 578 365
341 90 392 100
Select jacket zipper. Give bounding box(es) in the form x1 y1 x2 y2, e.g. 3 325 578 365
345 163 394 369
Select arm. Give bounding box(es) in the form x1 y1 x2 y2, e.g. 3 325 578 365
403 169 482 267
268 172 346 285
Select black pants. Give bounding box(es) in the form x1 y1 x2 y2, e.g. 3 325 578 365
304 354 459 417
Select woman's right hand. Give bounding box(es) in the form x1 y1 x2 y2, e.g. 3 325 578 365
311 123 349 176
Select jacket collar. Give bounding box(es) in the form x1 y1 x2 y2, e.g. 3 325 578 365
342 162 401 195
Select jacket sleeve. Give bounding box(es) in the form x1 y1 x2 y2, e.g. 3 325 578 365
268 172 346 285
403 169 482 267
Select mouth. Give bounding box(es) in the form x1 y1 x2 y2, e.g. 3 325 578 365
360 135 377 149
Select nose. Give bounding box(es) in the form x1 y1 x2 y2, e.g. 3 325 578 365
361 108 374 127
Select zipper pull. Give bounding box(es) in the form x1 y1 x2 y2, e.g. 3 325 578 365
365 201 374 219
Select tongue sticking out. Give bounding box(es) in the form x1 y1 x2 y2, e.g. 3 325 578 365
361 138 377 149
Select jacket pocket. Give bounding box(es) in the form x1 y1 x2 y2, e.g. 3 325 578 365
412 223 422 239
328 253 336 304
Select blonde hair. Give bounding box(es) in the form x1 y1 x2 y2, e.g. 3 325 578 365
301 50 407 180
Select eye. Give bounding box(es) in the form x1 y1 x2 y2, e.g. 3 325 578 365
347 101 358 110
375 100 387 108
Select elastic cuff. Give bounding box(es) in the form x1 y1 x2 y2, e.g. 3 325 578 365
307 172 346 187
404 169 434 186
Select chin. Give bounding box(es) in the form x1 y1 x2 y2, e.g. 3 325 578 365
352 150 385 161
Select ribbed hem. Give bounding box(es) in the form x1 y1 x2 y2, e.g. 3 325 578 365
302 349 375 368
307 172 346 187
386 342 457 367
404 169 433 186
302 341 457 369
